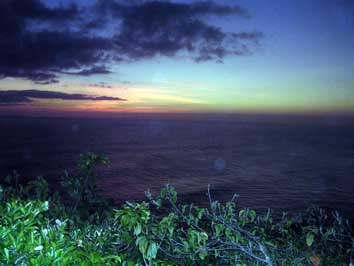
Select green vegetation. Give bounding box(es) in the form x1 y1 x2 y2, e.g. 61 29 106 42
0 153 353 265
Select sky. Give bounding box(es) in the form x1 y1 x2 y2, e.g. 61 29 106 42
0 0 353 115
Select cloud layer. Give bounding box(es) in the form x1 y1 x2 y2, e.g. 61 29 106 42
0 90 125 104
0 0 261 84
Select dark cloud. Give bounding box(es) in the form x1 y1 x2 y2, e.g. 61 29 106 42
0 0 262 84
0 30 112 83
0 89 125 104
89 82 113 89
0 0 78 38
106 1 249 18
108 1 260 62
5 0 79 21
62 66 113 76
0 0 112 84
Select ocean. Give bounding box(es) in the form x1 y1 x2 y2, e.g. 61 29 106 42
0 114 353 216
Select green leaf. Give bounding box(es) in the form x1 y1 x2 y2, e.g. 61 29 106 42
306 233 314 247
198 248 208 260
4 248 9 260
127 261 136 266
136 236 148 255
134 224 142 236
104 255 122 263
147 242 158 259
249 210 256 221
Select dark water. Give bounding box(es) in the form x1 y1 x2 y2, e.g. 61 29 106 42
0 114 354 216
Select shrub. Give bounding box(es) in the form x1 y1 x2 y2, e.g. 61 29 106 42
0 153 353 266
61 152 111 222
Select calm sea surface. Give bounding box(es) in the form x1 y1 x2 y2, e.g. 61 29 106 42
0 114 353 216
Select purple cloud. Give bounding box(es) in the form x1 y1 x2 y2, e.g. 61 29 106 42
0 0 262 84
0 89 126 104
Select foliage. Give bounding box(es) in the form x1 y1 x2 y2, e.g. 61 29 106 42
0 153 353 265
61 152 111 222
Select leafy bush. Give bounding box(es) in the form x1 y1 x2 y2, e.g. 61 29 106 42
60 152 112 221
0 153 353 265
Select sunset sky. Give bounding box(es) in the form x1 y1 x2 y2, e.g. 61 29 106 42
0 0 353 114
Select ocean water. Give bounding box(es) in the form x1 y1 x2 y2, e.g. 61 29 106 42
0 114 353 216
